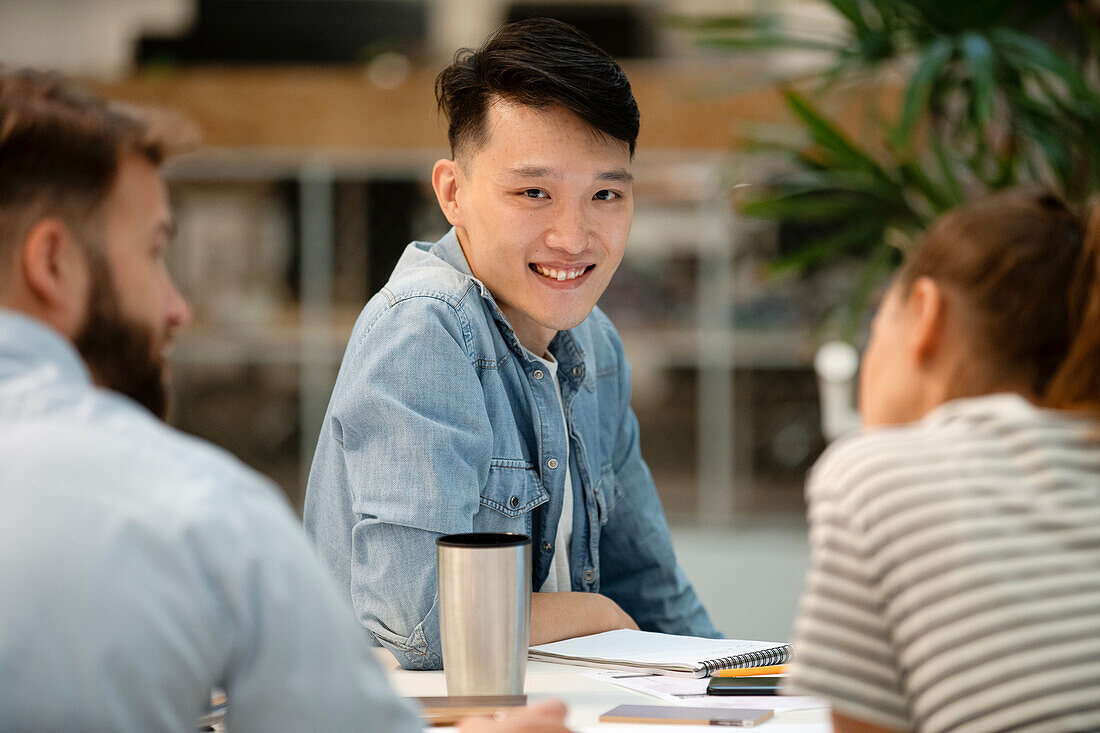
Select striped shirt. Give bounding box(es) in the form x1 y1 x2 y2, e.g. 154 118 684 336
785 394 1100 732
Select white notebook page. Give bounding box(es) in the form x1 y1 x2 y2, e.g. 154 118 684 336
529 629 785 667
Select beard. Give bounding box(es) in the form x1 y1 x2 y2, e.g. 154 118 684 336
73 255 170 420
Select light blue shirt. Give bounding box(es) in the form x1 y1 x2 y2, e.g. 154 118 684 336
0 309 421 732
306 229 717 671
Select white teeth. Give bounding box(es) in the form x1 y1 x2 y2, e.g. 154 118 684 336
534 264 585 281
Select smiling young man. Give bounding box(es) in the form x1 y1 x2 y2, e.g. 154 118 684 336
306 19 717 671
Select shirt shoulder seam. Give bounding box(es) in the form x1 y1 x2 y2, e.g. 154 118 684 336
360 285 479 363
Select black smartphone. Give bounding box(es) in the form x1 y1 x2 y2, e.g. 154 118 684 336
706 676 781 696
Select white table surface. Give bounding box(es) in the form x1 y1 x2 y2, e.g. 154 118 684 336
375 649 833 732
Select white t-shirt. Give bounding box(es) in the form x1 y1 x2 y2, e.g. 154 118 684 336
785 394 1100 733
535 353 573 593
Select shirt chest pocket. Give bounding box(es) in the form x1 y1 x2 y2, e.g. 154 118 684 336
480 459 549 518
594 464 625 526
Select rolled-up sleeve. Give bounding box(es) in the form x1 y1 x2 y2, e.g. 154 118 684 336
327 295 493 670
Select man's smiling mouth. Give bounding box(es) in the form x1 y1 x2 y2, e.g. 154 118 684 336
530 263 595 282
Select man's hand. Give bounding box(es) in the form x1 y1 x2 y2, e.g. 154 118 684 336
530 592 638 646
458 700 573 732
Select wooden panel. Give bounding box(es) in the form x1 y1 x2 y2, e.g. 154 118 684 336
91 65 789 154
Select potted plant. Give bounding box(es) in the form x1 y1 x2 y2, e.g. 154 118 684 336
687 0 1100 336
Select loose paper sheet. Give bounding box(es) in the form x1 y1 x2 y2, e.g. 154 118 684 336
584 670 828 712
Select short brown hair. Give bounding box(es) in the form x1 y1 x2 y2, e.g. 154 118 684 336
896 189 1100 413
0 67 191 267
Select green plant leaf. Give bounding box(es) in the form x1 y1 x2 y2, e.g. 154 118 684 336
992 28 1093 98
1014 0 1073 31
742 193 869 221
896 37 953 149
897 159 954 213
1021 113 1073 188
929 134 964 205
664 14 775 31
896 0 1012 33
795 169 909 208
1022 64 1100 125
854 29 896 63
960 33 995 124
840 237 902 339
783 90 888 176
824 0 869 34
687 0 1100 326
816 54 865 93
768 216 886 276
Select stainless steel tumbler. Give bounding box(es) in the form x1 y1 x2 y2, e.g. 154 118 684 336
436 533 531 696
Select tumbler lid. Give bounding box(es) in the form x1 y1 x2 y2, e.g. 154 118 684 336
436 532 531 548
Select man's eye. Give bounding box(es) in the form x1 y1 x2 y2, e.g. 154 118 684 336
524 189 548 199
594 189 618 201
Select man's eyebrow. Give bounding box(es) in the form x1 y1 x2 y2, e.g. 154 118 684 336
596 168 634 184
502 165 634 184
504 165 557 179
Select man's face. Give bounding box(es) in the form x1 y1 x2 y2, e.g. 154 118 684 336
74 154 191 419
449 101 633 354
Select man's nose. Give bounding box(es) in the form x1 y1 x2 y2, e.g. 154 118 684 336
166 279 192 331
547 201 591 254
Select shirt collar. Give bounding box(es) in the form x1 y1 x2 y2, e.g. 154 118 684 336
924 392 1042 425
429 228 477 280
429 228 525 349
428 229 590 380
0 308 92 387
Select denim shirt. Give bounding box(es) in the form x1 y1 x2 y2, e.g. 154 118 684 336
305 229 718 670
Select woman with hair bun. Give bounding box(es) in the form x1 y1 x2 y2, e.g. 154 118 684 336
785 189 1100 733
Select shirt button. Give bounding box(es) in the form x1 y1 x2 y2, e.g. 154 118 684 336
533 369 544 380
583 569 595 582
572 366 583 378
509 496 520 508
542 541 552 552
546 458 559 469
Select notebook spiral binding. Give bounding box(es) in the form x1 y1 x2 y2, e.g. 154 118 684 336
699 644 794 676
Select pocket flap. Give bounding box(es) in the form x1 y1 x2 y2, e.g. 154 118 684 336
481 459 549 517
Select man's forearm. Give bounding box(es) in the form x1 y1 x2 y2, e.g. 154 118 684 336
529 592 639 646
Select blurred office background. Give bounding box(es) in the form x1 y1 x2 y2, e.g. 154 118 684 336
0 0 890 642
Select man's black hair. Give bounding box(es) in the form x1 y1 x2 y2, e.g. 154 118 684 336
435 18 640 158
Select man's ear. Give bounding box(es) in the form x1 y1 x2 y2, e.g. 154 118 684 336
431 158 465 228
18 218 90 337
905 276 947 366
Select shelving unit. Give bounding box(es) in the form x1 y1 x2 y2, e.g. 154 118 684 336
167 153 441 505
112 68 822 521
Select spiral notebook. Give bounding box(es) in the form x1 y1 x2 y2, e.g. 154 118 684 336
528 629 792 678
